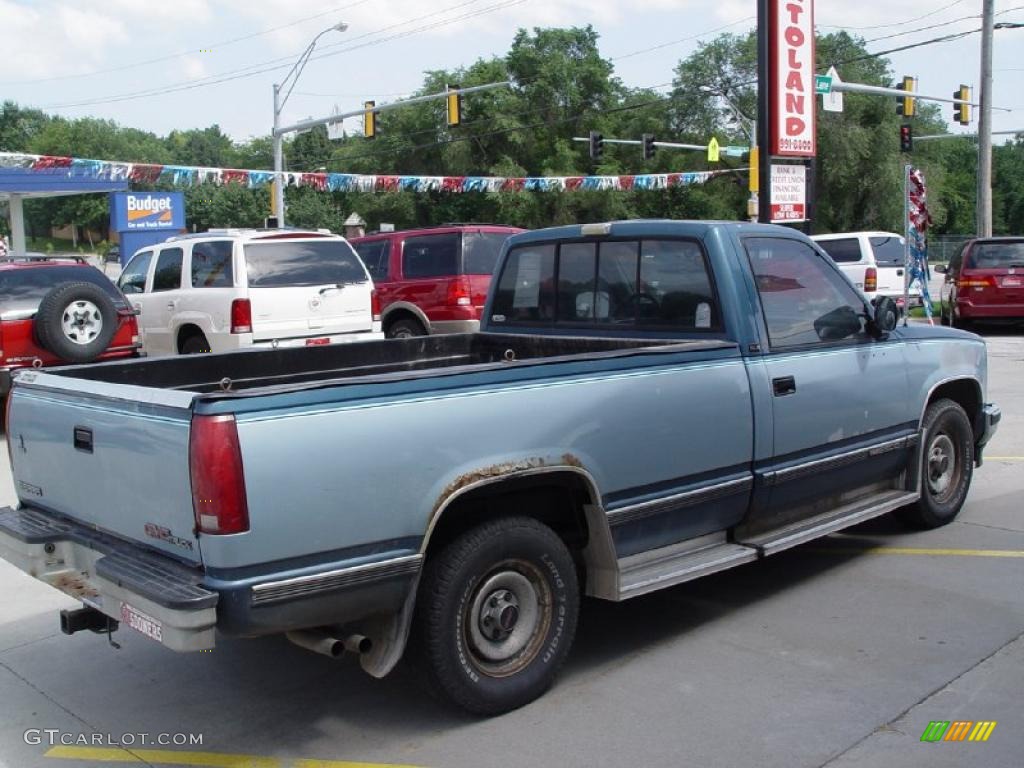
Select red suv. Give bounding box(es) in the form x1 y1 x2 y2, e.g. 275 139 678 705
350 225 524 338
938 238 1024 328
1 257 140 397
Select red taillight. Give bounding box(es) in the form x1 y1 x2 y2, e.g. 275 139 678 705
863 267 877 293
189 414 249 535
958 273 997 289
230 299 252 334
446 276 473 307
370 288 381 321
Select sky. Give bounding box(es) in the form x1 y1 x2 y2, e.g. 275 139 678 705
0 0 1021 157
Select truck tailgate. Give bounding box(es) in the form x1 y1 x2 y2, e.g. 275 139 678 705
6 372 201 564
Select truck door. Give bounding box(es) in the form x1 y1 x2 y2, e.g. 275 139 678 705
740 236 915 533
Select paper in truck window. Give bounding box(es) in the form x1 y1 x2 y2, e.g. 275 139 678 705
512 252 543 308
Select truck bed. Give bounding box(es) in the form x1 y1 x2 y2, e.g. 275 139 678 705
42 333 733 396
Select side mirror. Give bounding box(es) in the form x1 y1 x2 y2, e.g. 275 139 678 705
814 305 863 341
933 264 947 274
871 296 899 334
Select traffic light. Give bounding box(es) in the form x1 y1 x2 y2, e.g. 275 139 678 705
642 134 656 160
896 75 915 117
900 124 913 153
953 85 971 125
363 101 377 139
589 131 604 160
446 84 462 127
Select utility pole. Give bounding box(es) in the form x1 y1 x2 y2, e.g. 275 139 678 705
978 0 995 237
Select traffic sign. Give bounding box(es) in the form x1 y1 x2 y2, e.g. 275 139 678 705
822 66 844 113
707 137 720 162
814 75 832 95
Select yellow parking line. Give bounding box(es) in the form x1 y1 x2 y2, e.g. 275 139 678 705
45 746 423 768
985 456 1024 461
811 546 1024 558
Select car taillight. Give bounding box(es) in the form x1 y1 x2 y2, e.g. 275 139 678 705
190 414 249 535
864 267 877 293
370 288 381 321
958 274 997 288
230 299 252 334
447 276 473 307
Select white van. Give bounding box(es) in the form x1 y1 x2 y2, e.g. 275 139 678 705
812 231 922 311
118 229 382 356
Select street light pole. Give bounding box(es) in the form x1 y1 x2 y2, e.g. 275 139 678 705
701 86 758 221
271 22 348 228
977 0 995 237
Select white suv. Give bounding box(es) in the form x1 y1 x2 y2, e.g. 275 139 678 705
117 229 382 356
812 231 922 311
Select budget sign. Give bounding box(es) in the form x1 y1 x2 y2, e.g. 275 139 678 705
111 192 185 232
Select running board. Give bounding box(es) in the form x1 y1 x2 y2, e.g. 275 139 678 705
736 489 919 556
617 535 758 600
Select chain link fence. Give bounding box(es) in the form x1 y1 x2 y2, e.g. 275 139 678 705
928 235 973 264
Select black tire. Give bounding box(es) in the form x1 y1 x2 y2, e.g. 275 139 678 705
896 398 974 529
412 516 580 715
35 281 118 363
181 334 211 354
386 318 426 339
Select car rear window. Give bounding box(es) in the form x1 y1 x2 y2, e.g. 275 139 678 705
817 238 862 263
463 232 512 275
967 240 1024 269
402 233 459 278
243 241 368 288
0 265 126 316
868 236 905 266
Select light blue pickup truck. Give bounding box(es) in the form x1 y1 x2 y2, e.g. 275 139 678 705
0 221 1000 714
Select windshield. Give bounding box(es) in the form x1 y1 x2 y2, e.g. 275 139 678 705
868 236 905 266
0 265 126 317
243 240 368 288
967 240 1024 269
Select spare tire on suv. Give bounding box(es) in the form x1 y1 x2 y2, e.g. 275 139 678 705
35 281 118 363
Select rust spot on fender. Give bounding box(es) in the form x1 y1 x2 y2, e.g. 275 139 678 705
432 455 588 515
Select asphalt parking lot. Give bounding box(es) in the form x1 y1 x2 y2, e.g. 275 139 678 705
0 325 1021 768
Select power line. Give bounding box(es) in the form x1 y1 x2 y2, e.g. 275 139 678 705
0 0 375 86
863 15 979 43
611 17 756 61
36 0 522 110
818 0 968 32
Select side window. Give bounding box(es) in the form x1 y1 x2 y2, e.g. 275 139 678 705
402 234 459 278
639 240 720 329
817 238 862 264
354 240 390 281
490 244 556 323
117 251 153 295
745 237 870 349
151 248 184 293
190 240 234 288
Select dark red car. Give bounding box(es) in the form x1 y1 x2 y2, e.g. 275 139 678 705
350 225 524 338
938 238 1024 328
1 257 140 397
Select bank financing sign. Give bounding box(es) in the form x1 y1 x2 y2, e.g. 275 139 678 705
111 192 185 231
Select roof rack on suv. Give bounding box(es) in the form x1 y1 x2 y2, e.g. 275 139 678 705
1 254 88 264
164 227 337 243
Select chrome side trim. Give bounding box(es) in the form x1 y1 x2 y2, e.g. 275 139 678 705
250 554 422 606
606 476 753 527
763 436 913 485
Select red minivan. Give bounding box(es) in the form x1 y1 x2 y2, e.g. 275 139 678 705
938 238 1024 328
350 225 524 338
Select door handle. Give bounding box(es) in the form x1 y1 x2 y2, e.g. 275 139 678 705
167 302 177 310
772 376 796 397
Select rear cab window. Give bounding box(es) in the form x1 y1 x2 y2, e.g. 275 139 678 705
243 239 368 288
490 238 722 333
1 265 127 316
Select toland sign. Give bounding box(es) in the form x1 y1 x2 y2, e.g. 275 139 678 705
770 164 807 223
111 192 185 232
770 0 816 157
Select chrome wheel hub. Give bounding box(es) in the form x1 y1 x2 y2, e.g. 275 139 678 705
927 433 956 499
61 300 102 345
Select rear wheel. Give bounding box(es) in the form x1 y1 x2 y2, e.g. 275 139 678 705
413 516 579 715
896 398 974 529
386 317 426 339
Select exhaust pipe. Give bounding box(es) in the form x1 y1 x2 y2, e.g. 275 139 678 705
286 630 372 658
